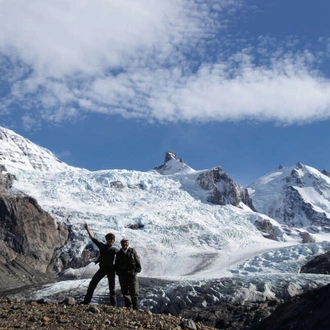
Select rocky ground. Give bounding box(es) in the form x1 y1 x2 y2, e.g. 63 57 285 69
0 297 216 330
0 278 282 330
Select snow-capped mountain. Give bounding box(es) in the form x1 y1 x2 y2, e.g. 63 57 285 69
2 125 330 313
153 150 194 175
248 163 330 231
0 127 74 173
154 151 255 209
1 126 272 279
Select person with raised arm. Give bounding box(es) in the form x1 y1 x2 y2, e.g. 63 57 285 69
81 223 118 306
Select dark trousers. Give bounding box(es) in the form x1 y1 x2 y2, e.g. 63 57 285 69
118 274 139 309
83 268 116 306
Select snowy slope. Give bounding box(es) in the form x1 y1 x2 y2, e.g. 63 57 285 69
0 127 75 172
248 163 330 230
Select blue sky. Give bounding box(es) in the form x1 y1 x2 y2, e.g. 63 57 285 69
1 0 330 186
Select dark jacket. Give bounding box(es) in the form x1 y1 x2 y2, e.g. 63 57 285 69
92 238 118 270
115 247 141 276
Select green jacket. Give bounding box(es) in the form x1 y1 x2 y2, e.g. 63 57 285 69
115 247 141 276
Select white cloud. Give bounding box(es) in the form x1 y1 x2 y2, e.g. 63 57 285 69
1 0 330 127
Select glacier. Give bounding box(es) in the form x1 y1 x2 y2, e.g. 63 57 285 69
1 125 330 311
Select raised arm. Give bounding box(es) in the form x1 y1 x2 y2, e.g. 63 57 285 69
84 223 94 239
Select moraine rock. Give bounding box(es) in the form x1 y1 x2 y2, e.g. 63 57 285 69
0 298 216 330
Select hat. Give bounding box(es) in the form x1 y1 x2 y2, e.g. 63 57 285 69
121 238 129 243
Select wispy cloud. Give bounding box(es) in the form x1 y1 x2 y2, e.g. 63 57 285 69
1 0 330 128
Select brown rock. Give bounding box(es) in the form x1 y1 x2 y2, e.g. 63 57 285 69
0 191 69 289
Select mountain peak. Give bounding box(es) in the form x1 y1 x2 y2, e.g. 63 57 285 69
164 150 178 163
0 126 73 173
248 163 330 229
153 151 194 175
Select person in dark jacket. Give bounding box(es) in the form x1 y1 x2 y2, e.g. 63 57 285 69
115 238 141 309
82 223 118 306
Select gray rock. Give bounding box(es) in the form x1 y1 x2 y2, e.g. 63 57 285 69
63 297 76 305
254 219 279 241
110 181 125 190
180 318 197 330
88 305 100 313
196 167 256 210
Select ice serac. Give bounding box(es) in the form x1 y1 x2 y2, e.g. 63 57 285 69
196 166 256 210
248 162 330 231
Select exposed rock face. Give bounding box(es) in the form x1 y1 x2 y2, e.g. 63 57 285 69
282 185 329 228
164 150 178 163
252 283 330 330
0 179 68 288
300 251 330 274
254 219 278 241
299 231 315 243
196 167 256 210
